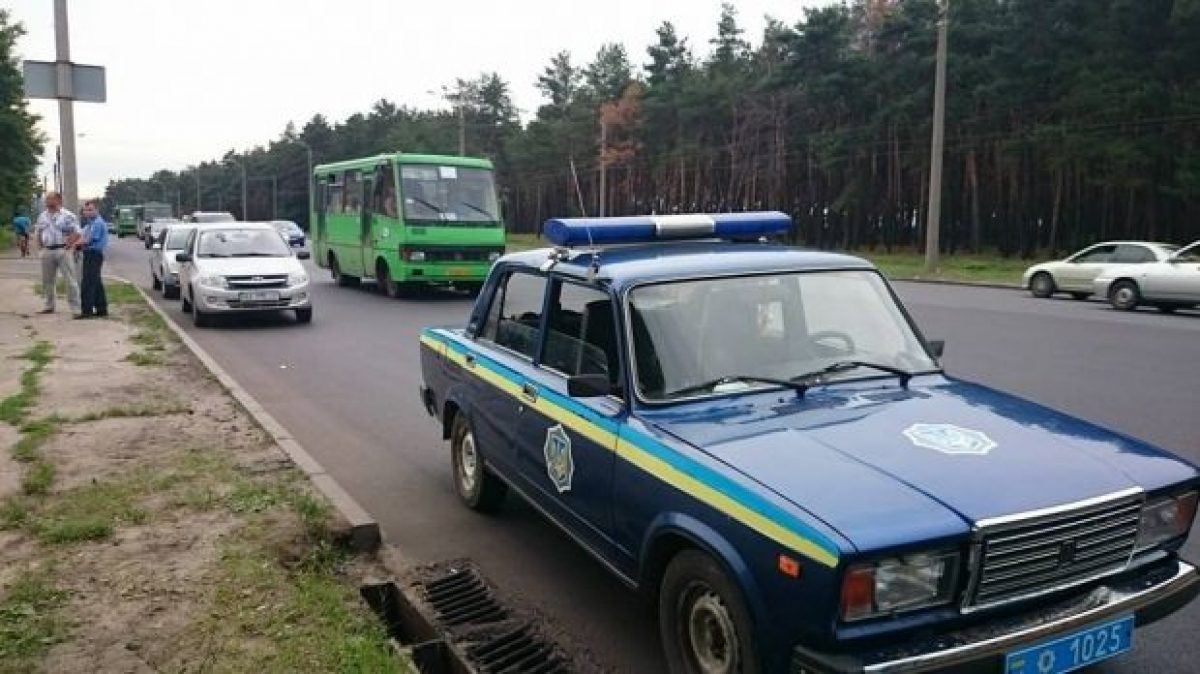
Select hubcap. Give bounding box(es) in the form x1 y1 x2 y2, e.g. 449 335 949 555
1115 287 1134 306
685 589 738 674
1035 276 1050 293
458 431 478 493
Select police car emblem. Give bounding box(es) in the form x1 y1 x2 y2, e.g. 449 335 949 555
543 424 574 492
903 423 996 455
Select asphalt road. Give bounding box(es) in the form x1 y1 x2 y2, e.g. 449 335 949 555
105 238 1200 673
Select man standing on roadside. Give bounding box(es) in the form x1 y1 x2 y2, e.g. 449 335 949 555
78 200 109 318
33 191 81 315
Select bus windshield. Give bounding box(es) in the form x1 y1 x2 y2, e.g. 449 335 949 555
399 165 500 225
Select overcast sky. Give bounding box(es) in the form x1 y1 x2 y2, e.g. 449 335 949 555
10 0 828 197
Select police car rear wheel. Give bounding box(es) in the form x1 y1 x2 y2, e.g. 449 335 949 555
450 414 506 512
661 550 758 674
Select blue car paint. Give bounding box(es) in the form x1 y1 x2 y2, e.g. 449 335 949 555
419 241 1200 673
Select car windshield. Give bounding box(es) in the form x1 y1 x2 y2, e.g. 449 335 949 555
197 229 291 258
164 228 194 249
400 165 500 225
628 270 939 401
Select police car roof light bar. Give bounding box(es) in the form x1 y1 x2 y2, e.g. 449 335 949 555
542 211 792 247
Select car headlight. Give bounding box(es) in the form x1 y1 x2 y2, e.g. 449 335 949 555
1135 491 1198 552
287 270 308 286
488 251 502 262
406 250 426 262
840 550 959 622
197 274 227 289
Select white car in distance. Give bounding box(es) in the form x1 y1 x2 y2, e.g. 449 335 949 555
1094 240 1200 312
176 223 313 327
149 224 197 299
1022 241 1179 299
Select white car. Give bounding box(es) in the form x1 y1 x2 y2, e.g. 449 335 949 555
176 223 313 327
149 224 197 299
1021 241 1178 299
143 218 182 249
1094 240 1200 312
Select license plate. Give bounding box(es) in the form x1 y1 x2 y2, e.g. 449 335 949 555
1005 615 1133 674
447 267 472 277
239 290 280 302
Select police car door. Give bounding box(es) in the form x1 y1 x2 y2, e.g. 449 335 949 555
514 278 622 553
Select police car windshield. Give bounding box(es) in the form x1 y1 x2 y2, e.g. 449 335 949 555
628 270 939 401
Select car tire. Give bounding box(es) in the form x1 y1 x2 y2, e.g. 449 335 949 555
450 413 506 512
378 262 400 298
1109 280 1140 311
660 549 760 674
1070 292 1089 301
1030 272 1055 298
295 307 313 324
193 303 210 327
181 288 193 313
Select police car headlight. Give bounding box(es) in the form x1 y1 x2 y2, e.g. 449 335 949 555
197 274 227 289
1135 491 1198 552
841 550 959 622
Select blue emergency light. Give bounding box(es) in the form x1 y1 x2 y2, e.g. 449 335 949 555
542 211 792 247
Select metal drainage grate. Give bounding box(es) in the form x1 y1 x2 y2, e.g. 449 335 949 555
421 567 509 627
467 623 569 674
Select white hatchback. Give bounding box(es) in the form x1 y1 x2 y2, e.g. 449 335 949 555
1021 241 1178 299
176 223 313 326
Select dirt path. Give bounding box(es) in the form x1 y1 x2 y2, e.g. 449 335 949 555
0 276 411 673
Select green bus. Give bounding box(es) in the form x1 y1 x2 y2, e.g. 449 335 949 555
312 153 505 295
115 202 172 238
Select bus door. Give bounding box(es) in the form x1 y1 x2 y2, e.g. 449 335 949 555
360 172 375 278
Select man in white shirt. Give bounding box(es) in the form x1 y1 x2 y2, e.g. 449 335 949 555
33 191 81 315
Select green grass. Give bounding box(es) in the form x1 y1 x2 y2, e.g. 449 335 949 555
104 281 142 306
124 350 165 367
0 569 69 670
27 480 146 544
0 342 53 425
20 463 55 496
67 403 189 423
506 232 543 252
0 228 14 251
11 419 58 462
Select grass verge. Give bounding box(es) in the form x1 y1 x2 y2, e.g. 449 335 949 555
0 569 69 671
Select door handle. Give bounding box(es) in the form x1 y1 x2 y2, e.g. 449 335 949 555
521 382 538 402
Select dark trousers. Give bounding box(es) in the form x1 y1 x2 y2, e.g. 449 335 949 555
81 250 108 316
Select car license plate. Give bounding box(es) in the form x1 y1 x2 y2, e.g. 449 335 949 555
1005 615 1133 674
239 290 280 302
447 267 471 277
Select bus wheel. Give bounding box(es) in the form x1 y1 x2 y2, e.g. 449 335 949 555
377 262 400 298
330 254 359 288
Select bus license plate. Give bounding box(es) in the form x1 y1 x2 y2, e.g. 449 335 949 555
239 290 280 302
1004 615 1133 674
447 267 471 277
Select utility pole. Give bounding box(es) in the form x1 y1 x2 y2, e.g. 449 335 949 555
194 170 201 210
54 0 78 210
240 162 248 220
598 120 608 217
457 103 466 156
271 175 278 220
924 0 949 273
294 139 314 226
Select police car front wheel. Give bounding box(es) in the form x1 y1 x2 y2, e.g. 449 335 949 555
660 549 759 674
450 414 506 512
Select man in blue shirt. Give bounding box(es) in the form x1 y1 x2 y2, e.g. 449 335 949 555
12 211 31 257
77 199 109 318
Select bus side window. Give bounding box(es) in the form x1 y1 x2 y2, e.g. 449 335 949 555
374 164 398 218
343 171 362 216
324 176 343 216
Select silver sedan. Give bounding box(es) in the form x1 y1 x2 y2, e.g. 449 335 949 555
1094 240 1200 312
1022 241 1178 299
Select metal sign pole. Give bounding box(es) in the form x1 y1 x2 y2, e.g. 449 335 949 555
54 0 79 211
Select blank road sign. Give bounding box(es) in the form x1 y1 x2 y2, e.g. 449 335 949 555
22 60 107 102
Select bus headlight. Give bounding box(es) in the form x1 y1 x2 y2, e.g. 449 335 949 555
406 250 426 262
841 550 959 621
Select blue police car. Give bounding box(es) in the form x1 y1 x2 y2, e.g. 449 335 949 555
418 213 1199 674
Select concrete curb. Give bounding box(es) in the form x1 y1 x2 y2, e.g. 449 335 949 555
889 277 1023 291
130 283 382 552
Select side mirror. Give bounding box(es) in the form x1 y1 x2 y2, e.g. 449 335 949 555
296 250 311 260
175 252 192 263
928 339 945 358
567 374 610 398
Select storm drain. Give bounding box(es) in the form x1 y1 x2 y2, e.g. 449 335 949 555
421 568 509 627
465 623 568 674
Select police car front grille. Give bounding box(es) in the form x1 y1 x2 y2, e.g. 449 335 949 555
967 493 1143 609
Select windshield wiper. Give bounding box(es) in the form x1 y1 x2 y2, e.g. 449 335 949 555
666 375 807 399
458 201 496 219
410 196 444 215
790 360 913 389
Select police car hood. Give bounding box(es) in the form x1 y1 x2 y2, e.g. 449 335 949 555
644 376 1197 553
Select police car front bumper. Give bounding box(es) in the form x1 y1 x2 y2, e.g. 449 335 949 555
792 557 1198 673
